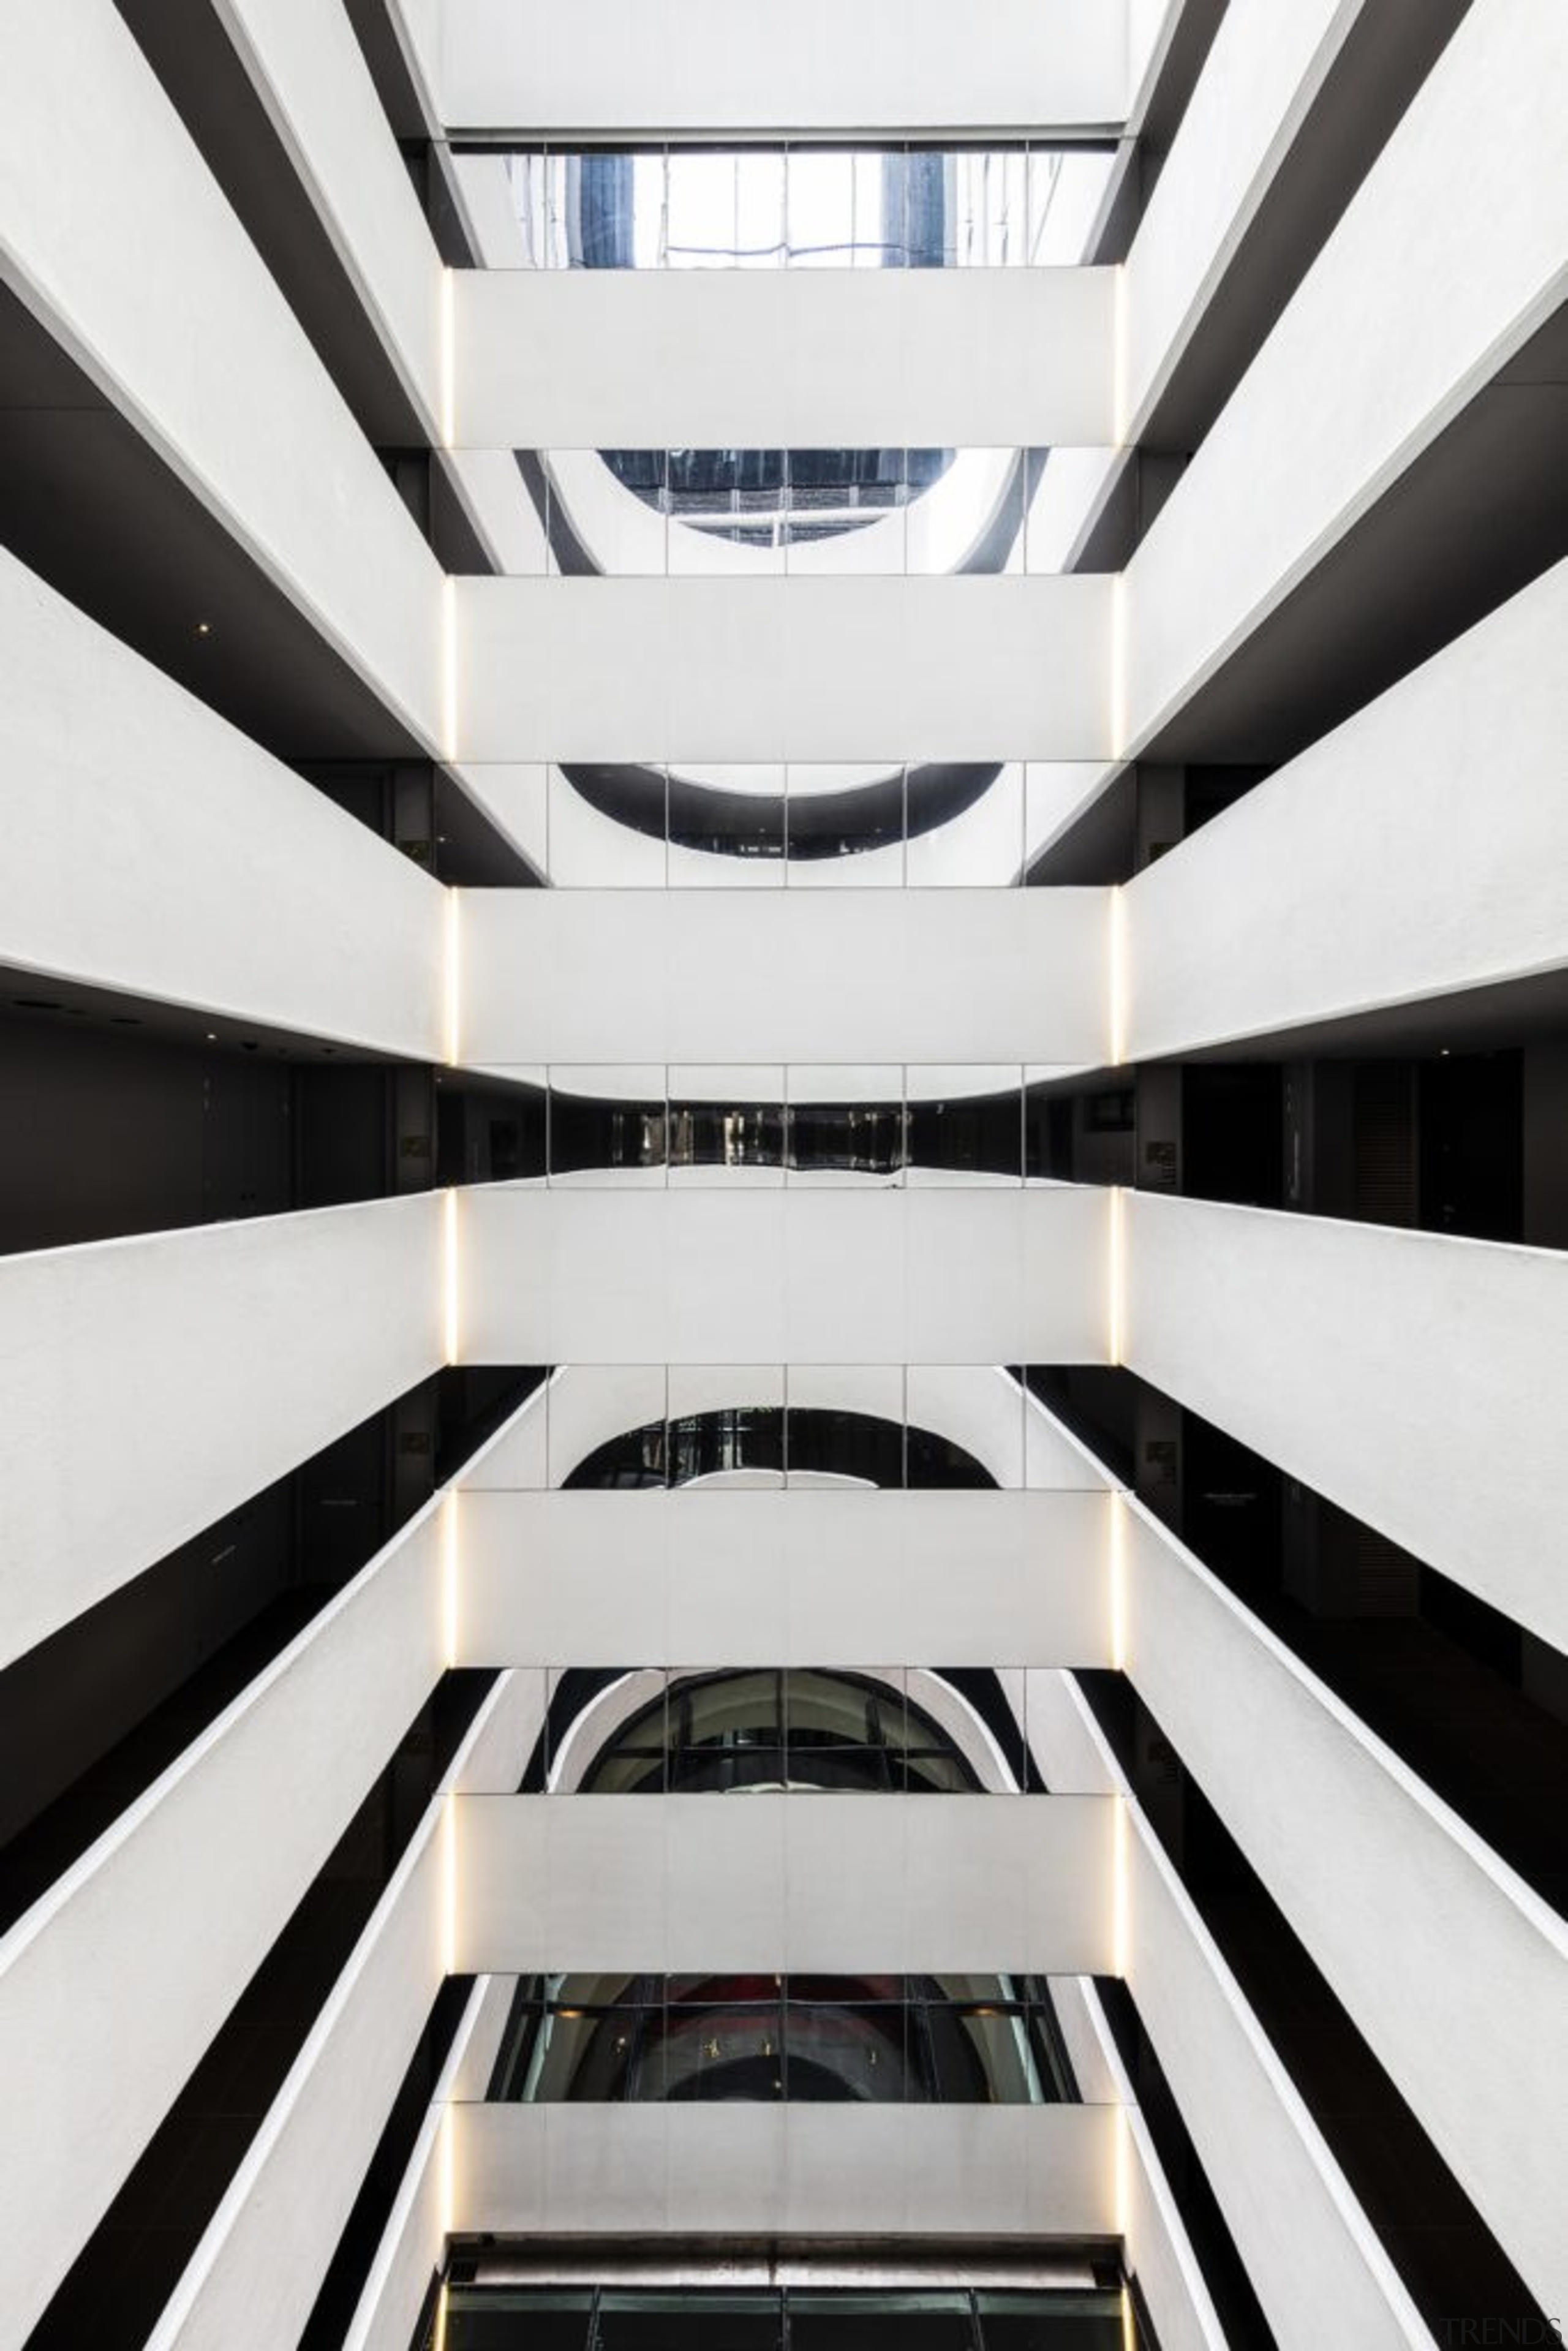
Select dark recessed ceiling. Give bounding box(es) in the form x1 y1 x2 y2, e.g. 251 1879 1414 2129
0 280 424 764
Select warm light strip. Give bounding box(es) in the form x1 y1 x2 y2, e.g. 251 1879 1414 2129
443 1187 459 1367
444 883 461 1068
440 573 458 765
442 1489 460 1670
1107 1183 1125 1368
434 2276 451 2351
1120 2280 1136 2351
439 266 456 449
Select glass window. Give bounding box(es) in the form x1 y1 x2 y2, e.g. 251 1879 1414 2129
456 145 1115 271
597 2295 783 2350
790 2296 974 2349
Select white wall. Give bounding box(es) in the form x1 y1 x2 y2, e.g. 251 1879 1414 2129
453 1792 1118 1974
0 1504 446 2348
0 1194 445 1666
1072 1987 1226 2351
209 0 445 427
1122 1193 1568 1655
1120 0 1365 436
423 0 1136 132
450 2100 1118 2237
456 1184 1112 1365
1125 1812 1428 2349
453 268 1115 449
458 886 1110 1067
1123 1500 1568 2319
1125 561 1568 1056
1037 1677 1430 2347
1123 0 1568 749
455 1489 1113 1667
145 1811 445 2351
0 549 446 1057
0 0 443 747
141 1674 539 2351
454 576 1113 763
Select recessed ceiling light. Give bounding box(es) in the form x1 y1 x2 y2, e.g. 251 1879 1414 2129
206 1031 218 1042
195 621 213 638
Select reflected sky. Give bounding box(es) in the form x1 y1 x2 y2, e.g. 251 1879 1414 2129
454 145 1115 271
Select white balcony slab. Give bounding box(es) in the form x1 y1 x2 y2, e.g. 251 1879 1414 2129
450 2100 1118 2240
1122 1193 1568 1655
0 0 443 744
454 1487 1112 1667
453 1791 1118 1975
0 1508 445 2347
1123 0 1568 749
455 576 1113 764
453 268 1115 449
0 1196 446 1665
1125 562 1568 1057
458 885 1111 1068
0 549 446 1059
416 0 1145 134
456 1183 1112 1366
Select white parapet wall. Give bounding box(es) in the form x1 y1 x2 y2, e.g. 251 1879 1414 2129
1122 1498 1568 2320
1124 560 1568 1057
450 2100 1118 2238
1044 1672 1431 2350
407 0 1149 134
453 268 1116 450
452 1791 1118 1976
203 0 445 431
0 548 447 1057
0 0 444 746
140 1675 546 2351
1118 0 1370 437
453 576 1113 763
1123 0 1568 749
0 1194 447 1666
0 1503 447 2348
454 1488 1114 1669
1125 1811 1429 2350
1121 1192 1568 1655
455 1183 1112 1365
457 886 1112 1068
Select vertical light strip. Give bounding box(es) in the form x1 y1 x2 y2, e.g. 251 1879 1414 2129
440 574 459 765
434 2279 451 2351
1107 1183 1125 1369
443 1187 459 1367
445 881 462 1069
439 266 456 450
1120 2280 1136 2351
442 1489 460 1670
